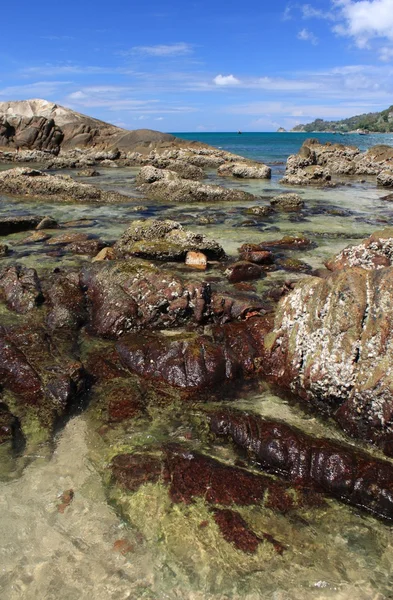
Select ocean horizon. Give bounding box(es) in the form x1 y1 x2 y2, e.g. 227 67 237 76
170 131 393 163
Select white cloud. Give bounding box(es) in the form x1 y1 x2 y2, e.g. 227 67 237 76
297 28 319 44
333 0 393 47
379 46 393 61
213 74 240 86
68 90 88 99
301 4 336 20
130 43 193 57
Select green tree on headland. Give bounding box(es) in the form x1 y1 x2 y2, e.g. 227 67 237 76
292 105 393 132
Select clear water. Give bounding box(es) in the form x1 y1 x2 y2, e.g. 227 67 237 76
1 137 393 599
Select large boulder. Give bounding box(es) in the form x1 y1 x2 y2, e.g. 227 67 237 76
80 261 213 338
0 99 175 153
377 170 393 187
283 140 393 184
262 261 393 455
113 219 225 261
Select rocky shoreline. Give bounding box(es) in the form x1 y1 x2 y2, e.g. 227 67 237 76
2 101 393 597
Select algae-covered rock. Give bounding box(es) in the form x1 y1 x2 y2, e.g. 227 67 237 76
80 261 213 338
137 166 258 203
116 320 266 390
0 323 88 444
0 167 128 203
270 193 305 211
114 219 225 261
210 409 393 520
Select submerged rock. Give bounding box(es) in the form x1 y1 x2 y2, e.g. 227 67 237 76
0 215 45 236
210 409 393 520
0 243 9 256
0 323 88 441
111 444 319 552
225 261 266 283
114 219 225 261
270 193 305 211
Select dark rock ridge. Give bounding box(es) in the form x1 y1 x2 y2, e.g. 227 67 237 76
0 99 174 152
210 409 393 520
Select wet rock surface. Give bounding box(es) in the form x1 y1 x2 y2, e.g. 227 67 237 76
0 323 88 439
0 215 46 236
116 319 266 390
210 409 393 520
80 260 217 338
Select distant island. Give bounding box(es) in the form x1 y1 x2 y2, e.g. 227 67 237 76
292 104 393 133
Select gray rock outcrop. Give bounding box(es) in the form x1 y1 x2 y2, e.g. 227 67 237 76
0 167 128 203
136 166 257 203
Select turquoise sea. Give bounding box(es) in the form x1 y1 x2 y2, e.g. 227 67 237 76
172 131 393 163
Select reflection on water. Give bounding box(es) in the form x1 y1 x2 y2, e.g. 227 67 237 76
1 159 393 599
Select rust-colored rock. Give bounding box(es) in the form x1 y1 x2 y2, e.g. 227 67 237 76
185 251 207 270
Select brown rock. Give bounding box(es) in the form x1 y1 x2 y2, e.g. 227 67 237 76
92 247 116 262
225 261 266 283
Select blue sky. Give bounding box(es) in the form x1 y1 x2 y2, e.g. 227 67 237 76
1 0 393 131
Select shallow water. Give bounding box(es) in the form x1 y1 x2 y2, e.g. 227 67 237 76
1 139 393 599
